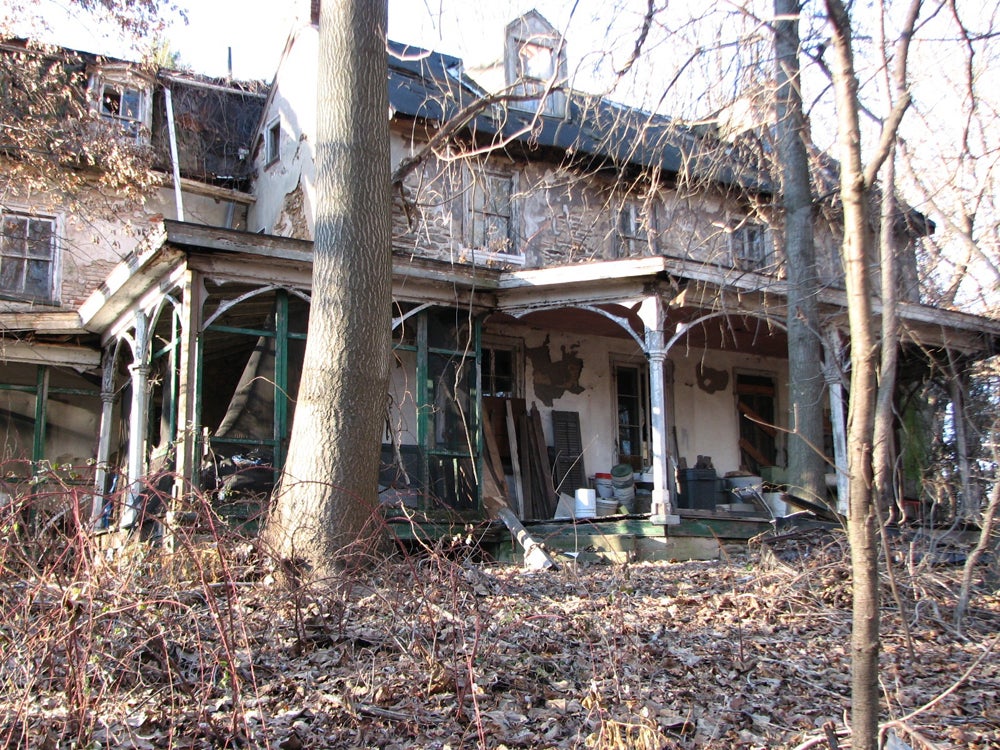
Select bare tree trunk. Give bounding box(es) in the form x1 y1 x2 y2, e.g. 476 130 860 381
774 0 825 505
874 154 900 526
824 2 882 746
873 0 921 524
265 0 392 576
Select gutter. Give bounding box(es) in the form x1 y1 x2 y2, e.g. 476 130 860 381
163 87 184 221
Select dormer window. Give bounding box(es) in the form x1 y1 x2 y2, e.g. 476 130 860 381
518 41 554 81
504 11 567 115
89 65 152 142
99 82 144 138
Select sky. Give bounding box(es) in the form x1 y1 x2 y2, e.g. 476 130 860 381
15 1 653 88
16 1 584 80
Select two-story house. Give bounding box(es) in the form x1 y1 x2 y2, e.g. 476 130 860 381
4 10 998 556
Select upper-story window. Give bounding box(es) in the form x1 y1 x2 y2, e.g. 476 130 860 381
505 11 567 115
731 221 772 271
264 117 281 166
90 66 152 142
0 209 58 303
616 201 650 257
470 171 516 255
100 82 144 137
518 41 554 82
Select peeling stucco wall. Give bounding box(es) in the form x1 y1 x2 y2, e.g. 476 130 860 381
525 334 585 405
248 23 318 239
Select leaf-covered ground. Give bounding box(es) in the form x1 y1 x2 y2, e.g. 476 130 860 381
2 527 998 749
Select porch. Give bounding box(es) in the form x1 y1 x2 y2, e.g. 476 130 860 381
76 222 998 542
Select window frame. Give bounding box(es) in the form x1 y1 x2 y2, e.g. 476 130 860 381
0 208 60 304
264 117 281 167
466 167 524 265
730 220 771 271
611 356 651 471
90 66 152 143
99 81 145 139
615 200 651 257
481 335 523 399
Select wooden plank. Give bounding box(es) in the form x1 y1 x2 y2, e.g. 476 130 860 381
737 400 778 437
505 400 525 519
516 408 541 518
739 437 773 468
481 418 555 569
637 535 719 561
530 403 558 517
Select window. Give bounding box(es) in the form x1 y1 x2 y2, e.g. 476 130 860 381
731 221 771 271
0 210 57 302
264 118 281 165
482 344 519 398
99 81 145 139
613 361 650 470
616 201 649 257
470 171 515 254
90 67 151 142
518 41 554 82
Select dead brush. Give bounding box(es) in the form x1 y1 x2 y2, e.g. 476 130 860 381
585 714 676 750
0 477 272 748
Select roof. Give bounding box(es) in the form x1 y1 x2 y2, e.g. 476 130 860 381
385 40 770 193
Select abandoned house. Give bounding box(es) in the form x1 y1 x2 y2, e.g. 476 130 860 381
1 10 998 559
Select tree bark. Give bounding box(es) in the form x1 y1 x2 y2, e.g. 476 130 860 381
824 2 881 747
774 0 825 505
873 156 900 520
265 0 392 576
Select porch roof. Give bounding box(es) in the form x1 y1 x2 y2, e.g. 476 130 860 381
496 256 1000 358
76 220 1000 359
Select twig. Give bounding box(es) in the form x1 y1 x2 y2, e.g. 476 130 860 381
881 722 944 750
885 631 999 726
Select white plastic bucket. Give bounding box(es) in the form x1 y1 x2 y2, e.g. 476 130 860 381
575 488 596 519
610 463 634 489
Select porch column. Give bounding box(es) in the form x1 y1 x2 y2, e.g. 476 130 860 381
91 347 117 528
120 311 150 530
822 326 849 515
639 295 679 525
647 344 677 523
171 270 204 495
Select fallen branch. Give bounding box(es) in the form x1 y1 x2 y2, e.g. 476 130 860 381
481 421 556 570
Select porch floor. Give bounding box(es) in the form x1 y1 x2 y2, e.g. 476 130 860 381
384 508 775 564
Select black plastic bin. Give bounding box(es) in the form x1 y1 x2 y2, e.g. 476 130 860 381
677 469 719 510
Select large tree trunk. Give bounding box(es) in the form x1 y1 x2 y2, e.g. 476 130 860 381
265 0 392 576
774 0 825 505
824 2 881 747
